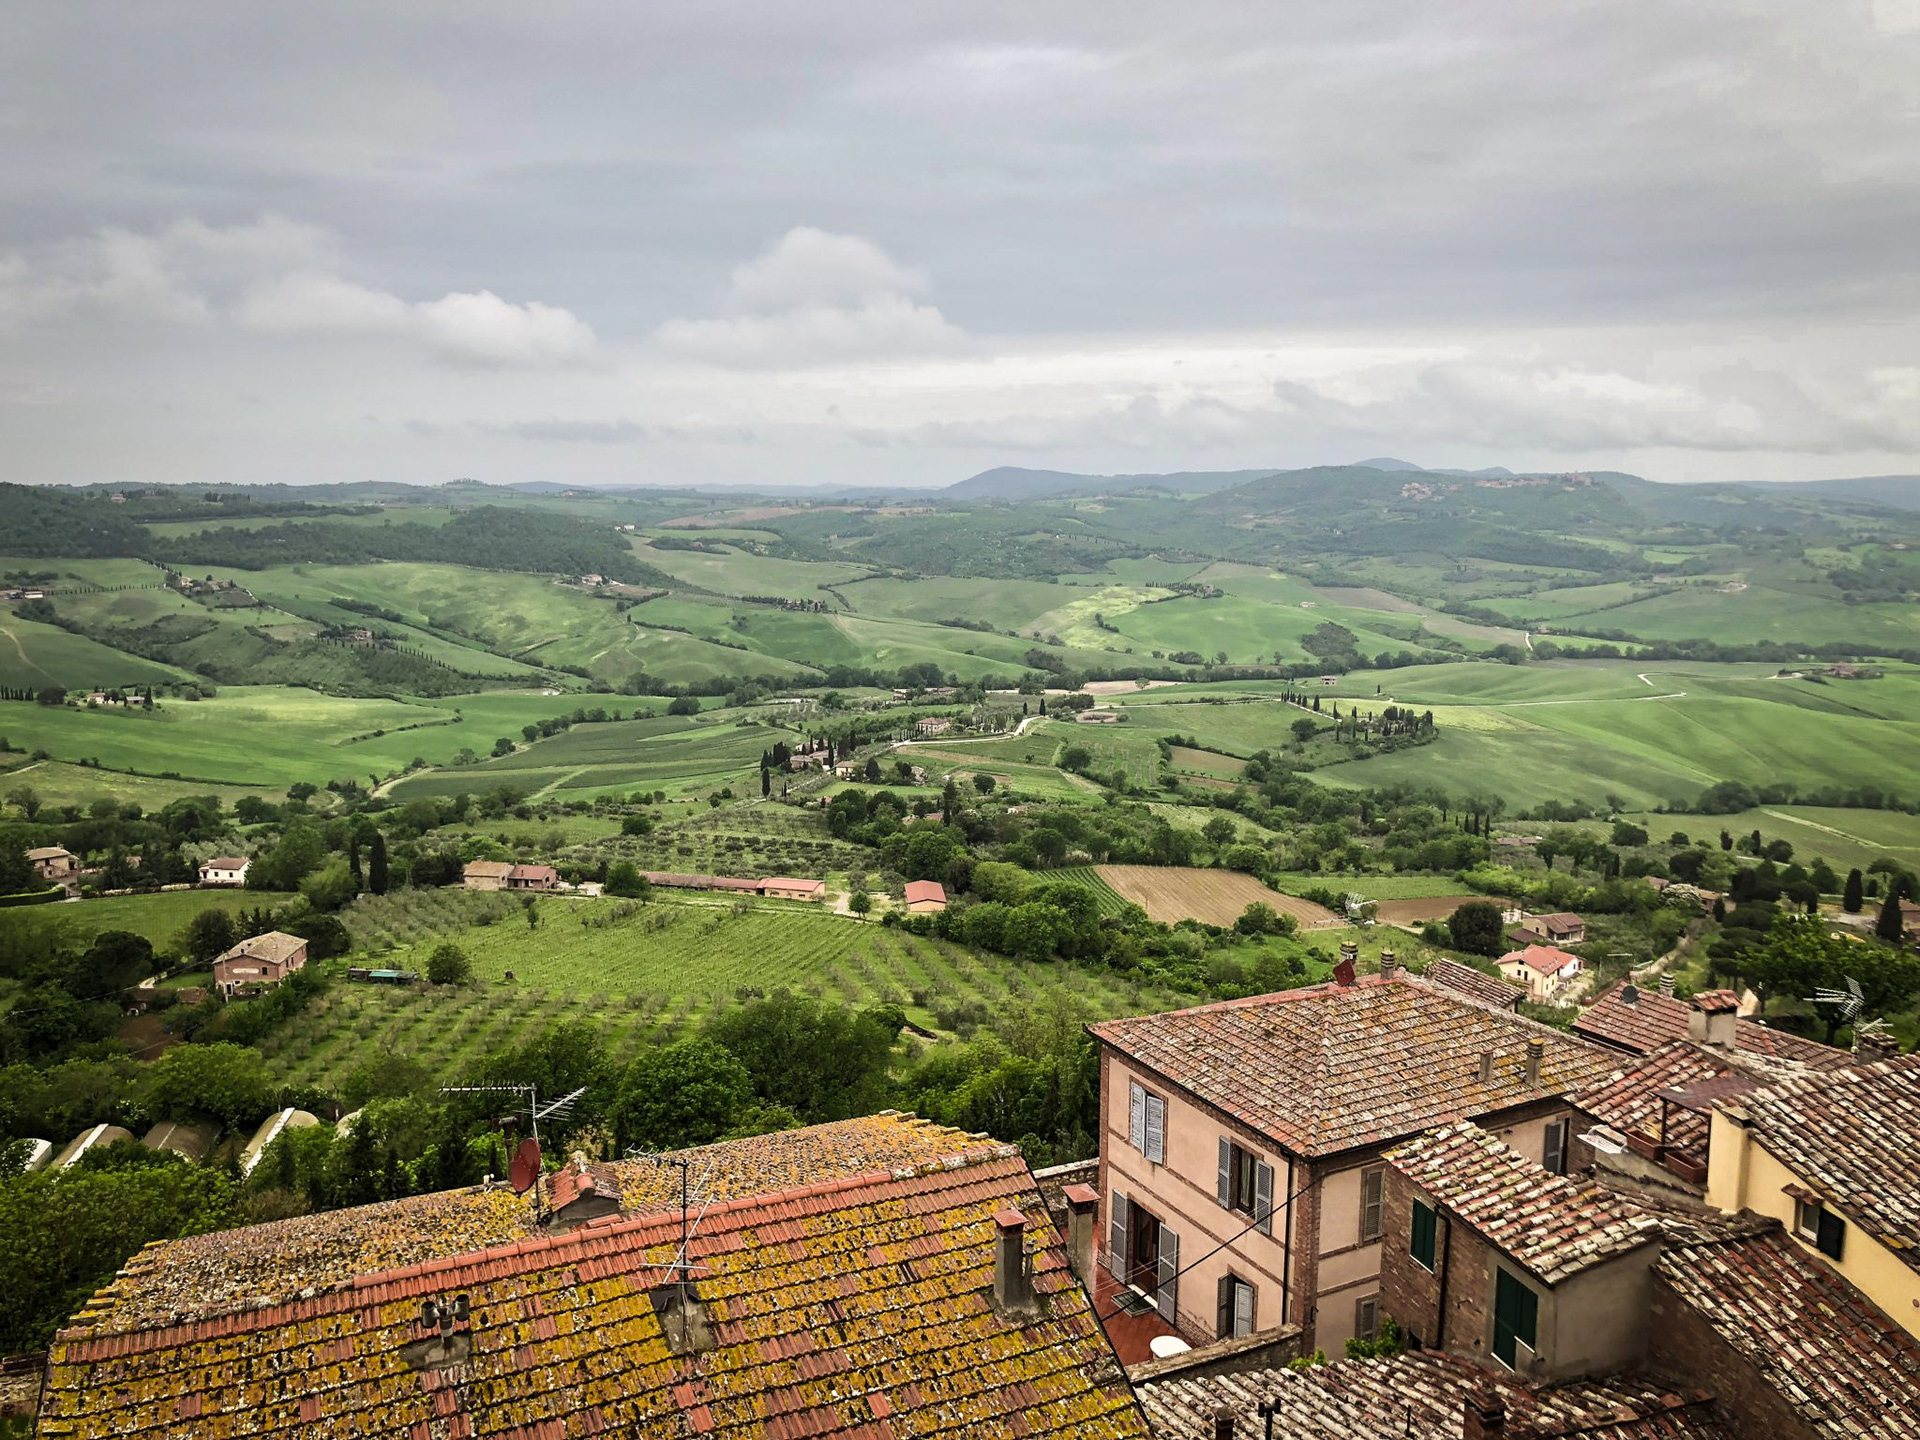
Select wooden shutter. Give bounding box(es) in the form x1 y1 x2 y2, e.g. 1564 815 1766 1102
1543 1119 1567 1176
1128 1082 1145 1153
1107 1190 1130 1280
1817 1208 1846 1261
1233 1278 1255 1337
1354 1294 1378 1343
1493 1268 1538 1369
1217 1137 1233 1209
1255 1160 1275 1236
1411 1200 1436 1268
1360 1168 1384 1241
1216 1275 1234 1338
1156 1225 1180 1323
1145 1092 1166 1165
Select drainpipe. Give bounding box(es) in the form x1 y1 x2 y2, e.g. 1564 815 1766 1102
1280 1152 1296 1325
1433 1207 1454 1351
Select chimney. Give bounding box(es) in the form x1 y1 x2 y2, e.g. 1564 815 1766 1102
1687 990 1739 1051
992 1208 1035 1314
1659 974 1676 997
1524 1038 1544 1087
1855 1024 1900 1065
1620 982 1639 1007
1061 1183 1099 1285
1213 1408 1236 1440
1462 1385 1506 1440
1379 948 1399 979
1335 940 1359 986
1479 1051 1495 1084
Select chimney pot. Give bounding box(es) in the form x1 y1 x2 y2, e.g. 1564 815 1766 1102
1379 948 1398 979
1463 1384 1506 1440
1621 982 1639 1007
1659 974 1676 997
992 1208 1035 1314
1061 1184 1099 1284
1213 1407 1236 1440
1524 1038 1544 1087
1479 1050 1494 1084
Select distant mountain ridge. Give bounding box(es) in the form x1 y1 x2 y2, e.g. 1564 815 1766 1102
944 466 1281 500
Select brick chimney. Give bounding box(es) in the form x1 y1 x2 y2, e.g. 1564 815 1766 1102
1379 948 1399 979
1212 1408 1236 1440
1524 1038 1544 1087
1687 990 1739 1051
1462 1384 1506 1440
1855 1024 1901 1064
991 1208 1035 1315
1061 1183 1099 1285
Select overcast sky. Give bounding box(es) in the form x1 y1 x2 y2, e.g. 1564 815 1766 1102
3 1 1917 490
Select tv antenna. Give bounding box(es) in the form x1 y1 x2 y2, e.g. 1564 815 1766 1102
1807 975 1865 1021
624 1148 717 1301
441 1082 589 1216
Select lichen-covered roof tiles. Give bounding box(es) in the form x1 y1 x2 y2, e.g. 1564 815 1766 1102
1574 979 1854 1069
1088 976 1617 1157
1728 1052 1920 1271
1388 1122 1661 1284
39 1115 1147 1438
1570 1039 1811 1165
1136 1349 1740 1439
1656 1224 1920 1439
1420 957 1522 1009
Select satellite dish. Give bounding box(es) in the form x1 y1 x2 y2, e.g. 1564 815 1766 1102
509 1136 542 1194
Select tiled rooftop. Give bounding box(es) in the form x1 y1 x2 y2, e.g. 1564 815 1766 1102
1089 976 1617 1157
1420 957 1522 1009
1571 1039 1811 1167
1730 1052 1920 1271
1388 1122 1662 1284
41 1120 1149 1438
1501 942 1581 974
1574 979 1854 1070
71 1114 996 1339
1136 1349 1739 1440
1657 1224 1920 1439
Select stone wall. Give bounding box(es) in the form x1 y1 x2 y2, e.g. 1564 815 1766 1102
1646 1270 1816 1440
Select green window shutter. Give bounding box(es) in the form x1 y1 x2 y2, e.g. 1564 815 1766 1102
1410 1200 1436 1269
1493 1268 1538 1369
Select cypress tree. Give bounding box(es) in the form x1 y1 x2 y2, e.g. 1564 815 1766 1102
368 832 389 895
1843 868 1864 913
348 836 363 892
1876 890 1906 943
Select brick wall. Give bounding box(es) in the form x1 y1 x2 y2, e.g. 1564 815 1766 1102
1378 1167 1491 1360
1291 1165 1321 1335
1646 1272 1817 1440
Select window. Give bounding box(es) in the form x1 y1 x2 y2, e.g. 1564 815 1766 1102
1216 1139 1275 1234
1129 1081 1167 1165
1492 1268 1539 1370
1354 1294 1379 1344
1359 1167 1384 1241
1410 1199 1437 1270
1543 1118 1569 1176
1796 1198 1846 1261
1217 1274 1256 1339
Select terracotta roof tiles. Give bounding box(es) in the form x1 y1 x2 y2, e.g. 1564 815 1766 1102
1088 977 1617 1157
1136 1349 1738 1439
1574 980 1854 1070
1420 958 1522 1010
40 1122 1147 1440
1728 1052 1920 1272
1570 1039 1812 1167
1389 1122 1661 1283
1656 1224 1920 1439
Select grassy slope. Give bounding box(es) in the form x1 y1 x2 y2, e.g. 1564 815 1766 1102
0 889 299 951
0 609 193 689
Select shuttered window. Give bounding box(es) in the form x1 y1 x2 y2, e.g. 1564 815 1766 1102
1128 1082 1146 1153
1493 1268 1538 1370
1254 1157 1275 1236
1354 1294 1379 1343
1217 1274 1256 1339
1543 1118 1568 1176
1359 1167 1384 1241
1155 1225 1180 1324
1816 1208 1846 1261
1143 1092 1166 1164
1410 1199 1437 1270
1107 1190 1130 1280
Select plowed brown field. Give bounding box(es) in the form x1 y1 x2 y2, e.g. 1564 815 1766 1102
1096 865 1343 928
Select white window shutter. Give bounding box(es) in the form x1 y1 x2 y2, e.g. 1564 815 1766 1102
1156 1226 1180 1323
1145 1093 1166 1165
1108 1190 1129 1279
1233 1279 1255 1337
1255 1161 1275 1236
1544 1119 1567 1175
1129 1082 1145 1153
1217 1137 1232 1208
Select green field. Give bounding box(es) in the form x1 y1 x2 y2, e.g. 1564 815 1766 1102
0 888 299 952
1622 806 1920 875
631 540 875 599
255 891 1197 1089
1045 866 1131 915
0 607 193 689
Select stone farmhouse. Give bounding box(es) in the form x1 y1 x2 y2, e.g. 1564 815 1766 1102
1515 910 1586 945
27 846 77 882
210 930 308 997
